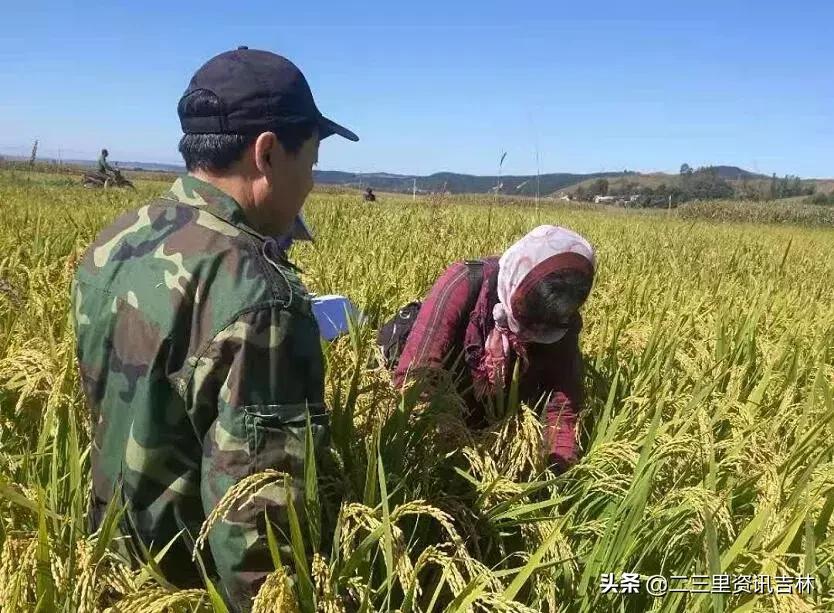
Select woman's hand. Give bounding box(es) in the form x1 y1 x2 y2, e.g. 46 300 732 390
484 328 509 387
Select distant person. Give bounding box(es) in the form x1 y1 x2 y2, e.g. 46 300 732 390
97 148 116 177
379 225 595 472
72 47 358 610
363 187 376 202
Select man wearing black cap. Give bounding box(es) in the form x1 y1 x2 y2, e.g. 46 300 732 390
71 47 357 610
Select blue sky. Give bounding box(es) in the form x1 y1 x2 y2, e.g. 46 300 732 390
1 1 831 177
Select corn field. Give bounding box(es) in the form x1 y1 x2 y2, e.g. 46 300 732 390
0 170 833 612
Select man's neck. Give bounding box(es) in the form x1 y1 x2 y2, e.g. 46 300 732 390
190 169 254 210
188 169 285 237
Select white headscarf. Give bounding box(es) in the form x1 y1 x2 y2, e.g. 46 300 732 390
493 225 595 343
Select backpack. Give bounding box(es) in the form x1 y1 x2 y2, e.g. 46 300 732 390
377 260 485 370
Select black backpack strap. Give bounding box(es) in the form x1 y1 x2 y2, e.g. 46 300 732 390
463 259 485 314
377 301 422 369
379 260 485 371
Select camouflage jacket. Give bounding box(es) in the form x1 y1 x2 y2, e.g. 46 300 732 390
72 175 327 610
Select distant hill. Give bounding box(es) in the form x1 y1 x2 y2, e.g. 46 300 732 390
4 154 829 196
0 155 631 194
315 170 632 195
116 161 186 173
707 166 767 181
314 166 780 195
560 166 784 198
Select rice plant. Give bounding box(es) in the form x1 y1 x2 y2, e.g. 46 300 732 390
0 169 832 612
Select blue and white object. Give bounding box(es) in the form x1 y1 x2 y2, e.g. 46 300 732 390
311 294 361 341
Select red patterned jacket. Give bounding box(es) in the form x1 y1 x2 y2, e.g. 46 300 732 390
393 257 584 469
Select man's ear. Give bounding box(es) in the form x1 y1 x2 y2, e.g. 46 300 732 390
253 132 282 177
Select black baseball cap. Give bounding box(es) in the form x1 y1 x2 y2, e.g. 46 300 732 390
179 46 358 142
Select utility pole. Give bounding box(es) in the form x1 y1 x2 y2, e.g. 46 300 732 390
412 178 416 201
535 147 540 208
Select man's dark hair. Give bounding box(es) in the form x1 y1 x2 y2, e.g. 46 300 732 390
101 148 108 156
516 270 593 328
177 89 317 172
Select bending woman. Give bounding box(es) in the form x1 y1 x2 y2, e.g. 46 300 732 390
390 225 595 471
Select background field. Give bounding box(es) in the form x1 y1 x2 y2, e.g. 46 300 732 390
0 169 833 612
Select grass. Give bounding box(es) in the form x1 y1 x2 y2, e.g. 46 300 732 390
0 169 833 611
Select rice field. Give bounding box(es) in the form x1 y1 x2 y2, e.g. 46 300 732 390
0 169 833 612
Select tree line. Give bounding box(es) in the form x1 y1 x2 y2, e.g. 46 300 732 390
571 164 821 207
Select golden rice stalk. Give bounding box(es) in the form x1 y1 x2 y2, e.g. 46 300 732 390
344 576 371 608
392 525 415 588
521 517 574 566
339 502 382 558
757 592 819 613
73 538 137 613
103 557 139 597
0 535 38 609
390 500 463 548
390 501 504 592
312 553 345 613
0 342 59 414
73 538 100 613
251 563 300 613
460 447 526 510
353 369 403 433
194 469 288 558
407 542 505 602
460 553 504 594
491 404 544 481
461 446 500 483
338 505 414 589
408 544 467 596
475 594 540 613
107 587 209 612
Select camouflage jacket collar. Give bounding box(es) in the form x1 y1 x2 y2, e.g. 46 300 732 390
165 174 266 241
165 174 304 274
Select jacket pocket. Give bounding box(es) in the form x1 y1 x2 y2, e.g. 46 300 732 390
243 403 329 477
